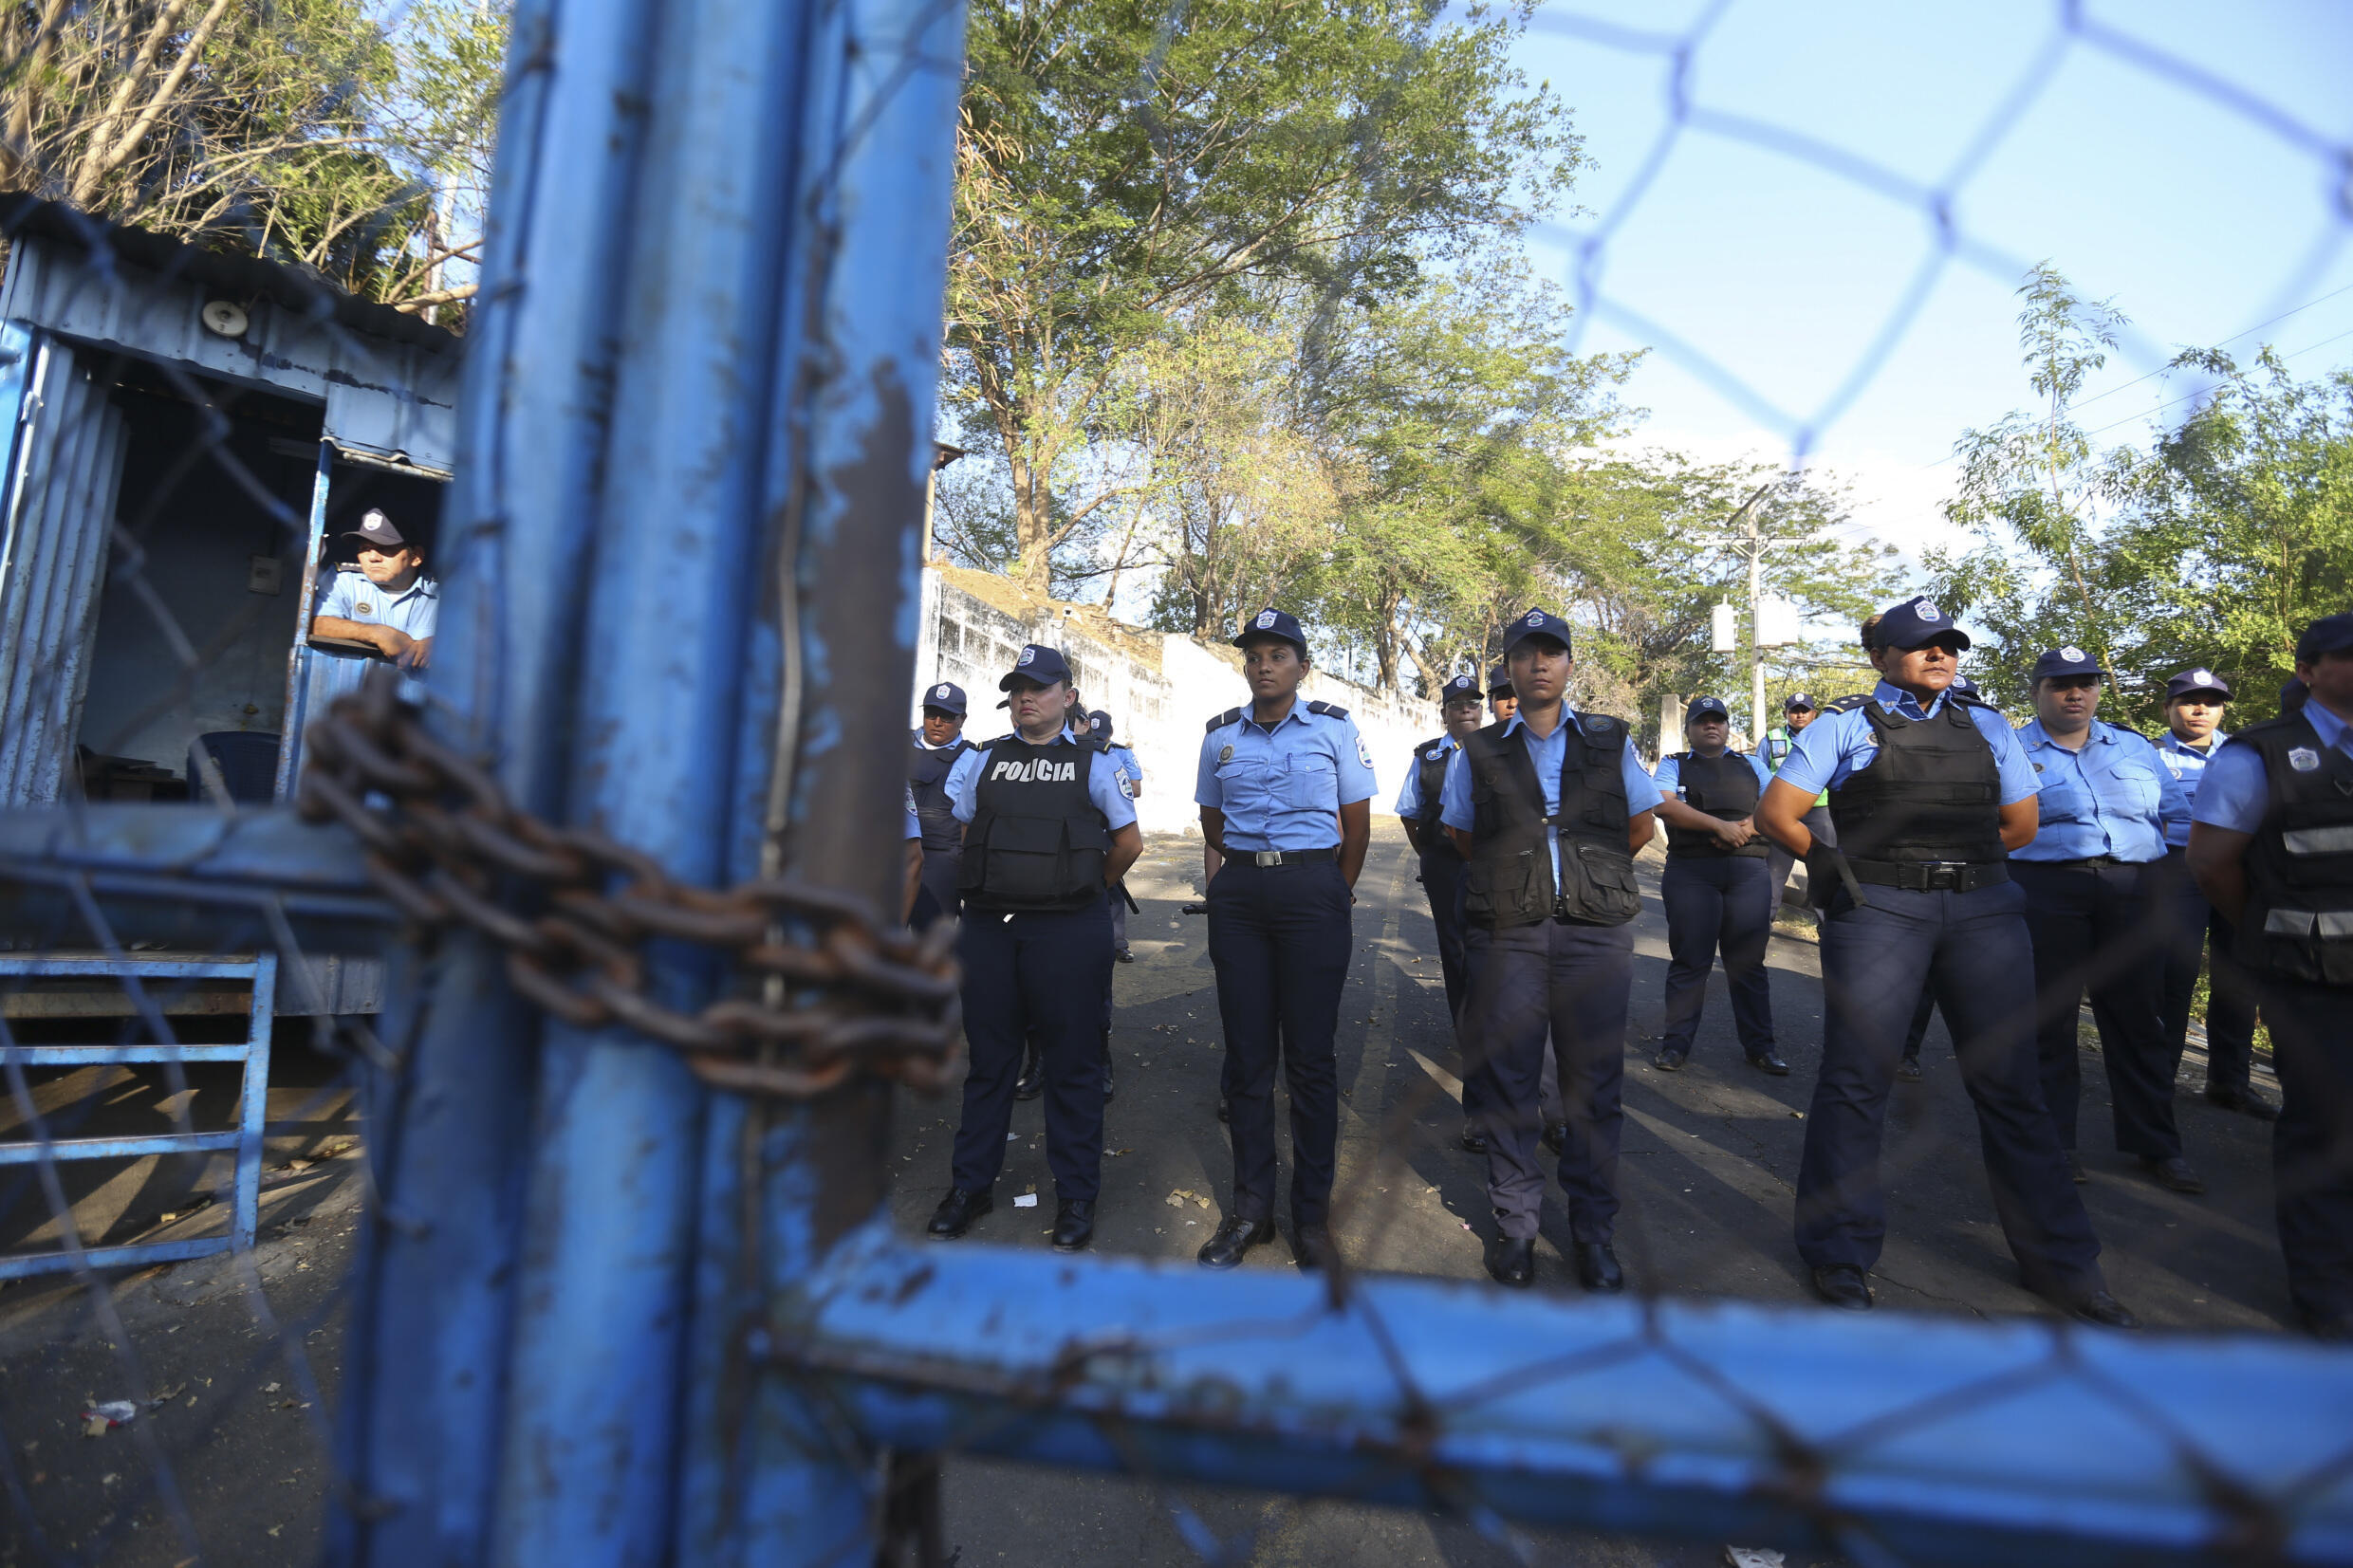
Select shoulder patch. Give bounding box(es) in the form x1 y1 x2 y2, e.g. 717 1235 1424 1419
1206 707 1242 733
1579 713 1623 736
1306 699 1350 720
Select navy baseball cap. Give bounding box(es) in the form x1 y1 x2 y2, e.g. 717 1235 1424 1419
2294 612 2353 663
1086 709 1114 741
997 643 1072 691
1501 607 1574 657
2164 667 2231 702
2029 644 2103 683
341 507 408 548
1234 606 1308 654
919 679 968 716
1784 692 1817 712
1486 665 1514 695
1871 595 1970 652
1685 696 1730 723
1439 673 1482 707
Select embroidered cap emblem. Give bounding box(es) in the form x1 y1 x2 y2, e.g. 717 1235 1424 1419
1916 601 1941 620
1016 647 1036 667
2059 645 2086 663
1255 610 1277 629
1525 611 1543 626
2288 747 2321 772
934 684 950 699
2192 669 2213 685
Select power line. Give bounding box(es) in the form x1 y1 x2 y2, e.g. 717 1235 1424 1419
2077 324 2353 439
2065 280 2353 415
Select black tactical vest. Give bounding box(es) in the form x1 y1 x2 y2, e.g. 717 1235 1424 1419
1461 712 1640 929
2231 713 2353 986
956 735 1110 913
1825 697 2006 867
907 736 973 856
1411 736 1456 858
1664 750 1769 858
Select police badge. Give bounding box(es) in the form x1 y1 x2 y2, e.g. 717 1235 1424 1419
1219 745 1234 764
2288 747 2321 772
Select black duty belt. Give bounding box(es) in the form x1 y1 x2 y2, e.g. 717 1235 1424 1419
1239 847 1338 866
1848 859 2009 893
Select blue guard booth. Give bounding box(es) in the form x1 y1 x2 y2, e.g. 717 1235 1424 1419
0 197 458 1276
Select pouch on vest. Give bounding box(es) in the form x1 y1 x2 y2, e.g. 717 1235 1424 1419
961 812 1109 910
1559 838 1640 925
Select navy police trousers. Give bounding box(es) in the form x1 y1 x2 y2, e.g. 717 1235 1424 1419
1208 858 1352 1227
1658 854 1776 1061
2264 975 2353 1327
2013 858 2179 1161
1797 879 2104 1294
2152 847 2260 1096
1463 917 1632 1244
950 900 1112 1204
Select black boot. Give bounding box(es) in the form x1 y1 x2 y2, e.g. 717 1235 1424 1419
926 1187 992 1239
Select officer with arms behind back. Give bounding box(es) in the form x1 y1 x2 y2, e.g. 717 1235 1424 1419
2187 612 2353 1341
1397 673 1485 1052
1651 696 1786 1075
2011 644 2200 1193
2153 669 2275 1119
907 681 974 931
1442 609 1661 1292
1756 596 2136 1325
925 644 1141 1253
1195 608 1375 1271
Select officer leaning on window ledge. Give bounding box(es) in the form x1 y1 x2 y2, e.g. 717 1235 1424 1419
313 508 436 673
1756 595 2136 1327
2150 668 2276 1120
2010 644 2201 1195
924 644 1141 1255
1441 609 1661 1293
1194 607 1375 1274
1650 695 1786 1077
2186 611 2353 1343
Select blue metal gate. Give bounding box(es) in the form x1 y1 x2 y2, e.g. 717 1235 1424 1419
1 0 2350 1562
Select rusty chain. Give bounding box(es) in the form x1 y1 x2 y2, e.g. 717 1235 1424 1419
293 671 962 1098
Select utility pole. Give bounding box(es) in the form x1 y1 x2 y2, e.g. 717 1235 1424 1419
1723 481 1774 746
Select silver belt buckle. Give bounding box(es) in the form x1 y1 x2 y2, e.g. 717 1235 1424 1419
1922 861 1963 890
1253 850 1284 868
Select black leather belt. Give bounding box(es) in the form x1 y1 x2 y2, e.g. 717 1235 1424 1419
1848 859 2009 893
1241 847 1337 866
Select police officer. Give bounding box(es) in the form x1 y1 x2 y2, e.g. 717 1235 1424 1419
2153 669 2275 1119
1486 665 1519 725
1651 696 1786 1074
1763 693 1829 905
1756 597 2134 1324
926 644 1141 1253
1441 609 1661 1291
908 681 975 930
1195 608 1375 1271
2011 645 2198 1192
1397 674 1483 1039
2188 611 2353 1340
1086 710 1144 963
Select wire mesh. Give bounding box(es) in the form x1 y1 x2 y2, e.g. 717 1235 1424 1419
0 1 2347 1566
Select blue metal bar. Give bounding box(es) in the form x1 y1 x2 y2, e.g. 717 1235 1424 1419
0 1234 229 1282
783 1231 2353 1568
273 439 337 802
232 952 275 1252
0 1131 240 1163
0 1044 250 1062
0 955 267 979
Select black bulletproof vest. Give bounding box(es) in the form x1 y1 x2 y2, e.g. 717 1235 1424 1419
1461 713 1639 929
956 736 1110 913
1665 750 1768 858
1825 697 2005 865
1412 736 1455 855
907 736 973 855
2233 713 2353 986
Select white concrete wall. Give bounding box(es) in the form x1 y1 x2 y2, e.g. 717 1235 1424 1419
912 569 1437 835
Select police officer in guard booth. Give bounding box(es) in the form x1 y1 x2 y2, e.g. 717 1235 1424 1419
925 644 1141 1253
1756 596 2136 1326
1441 609 1662 1292
2010 645 2200 1194
2187 611 2353 1342
1650 696 1787 1076
2153 669 2275 1119
907 681 974 930
1195 608 1376 1271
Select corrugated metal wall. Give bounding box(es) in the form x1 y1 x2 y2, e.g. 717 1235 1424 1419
0 338 128 804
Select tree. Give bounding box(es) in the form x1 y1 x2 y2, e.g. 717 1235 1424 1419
944 0 1580 591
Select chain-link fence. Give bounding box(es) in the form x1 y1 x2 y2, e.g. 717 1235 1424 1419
2 1 2350 1566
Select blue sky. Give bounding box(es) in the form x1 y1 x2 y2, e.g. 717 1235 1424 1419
1511 0 2353 563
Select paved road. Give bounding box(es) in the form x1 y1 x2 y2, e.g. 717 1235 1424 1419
0 823 2290 1567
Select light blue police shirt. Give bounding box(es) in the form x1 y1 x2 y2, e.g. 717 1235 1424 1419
1438 710 1665 885
1653 749 1774 797
2154 729 2228 848
945 725 1139 830
2193 701 2353 835
2010 718 2185 864
1195 701 1379 852
1392 735 1459 818
317 568 439 639
1108 744 1143 790
1774 681 2039 805
903 785 921 839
